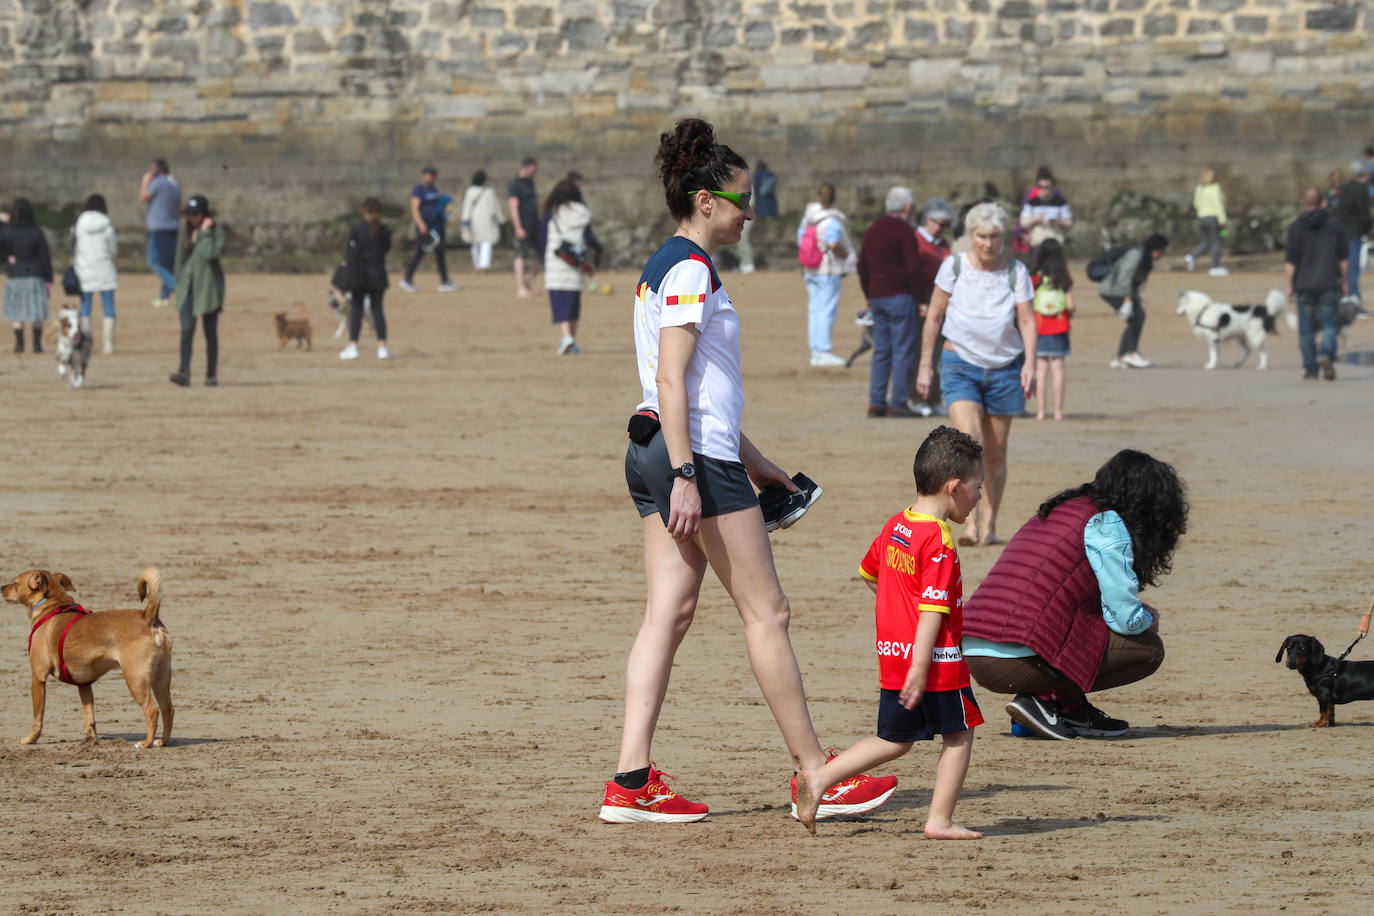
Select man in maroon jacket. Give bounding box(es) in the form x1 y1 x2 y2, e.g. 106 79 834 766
910 198 955 415
856 187 927 417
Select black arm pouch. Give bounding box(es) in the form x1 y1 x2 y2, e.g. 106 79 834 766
627 411 661 445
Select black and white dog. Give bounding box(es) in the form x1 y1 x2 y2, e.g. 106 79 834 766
54 308 93 389
1176 288 1286 370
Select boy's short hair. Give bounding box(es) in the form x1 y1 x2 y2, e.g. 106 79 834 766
912 426 983 496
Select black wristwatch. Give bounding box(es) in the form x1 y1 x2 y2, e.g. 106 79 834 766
669 462 697 482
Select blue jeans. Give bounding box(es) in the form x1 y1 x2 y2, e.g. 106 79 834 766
867 293 918 408
147 230 177 298
1296 289 1340 375
804 273 842 353
1348 239 1363 301
79 289 116 319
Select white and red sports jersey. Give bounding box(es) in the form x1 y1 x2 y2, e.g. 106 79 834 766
633 236 743 462
859 508 969 692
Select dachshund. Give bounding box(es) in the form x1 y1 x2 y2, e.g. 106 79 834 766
1275 634 1374 727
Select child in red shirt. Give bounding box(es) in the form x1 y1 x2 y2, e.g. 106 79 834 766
794 426 985 839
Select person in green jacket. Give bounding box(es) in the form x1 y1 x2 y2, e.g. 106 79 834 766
1099 234 1169 370
1186 167 1228 277
168 194 225 387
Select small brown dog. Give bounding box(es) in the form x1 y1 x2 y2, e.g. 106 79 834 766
275 304 312 350
3 568 173 747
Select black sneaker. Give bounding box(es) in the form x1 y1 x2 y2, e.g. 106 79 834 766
759 473 823 533
1060 700 1129 738
1005 694 1076 741
169 372 191 387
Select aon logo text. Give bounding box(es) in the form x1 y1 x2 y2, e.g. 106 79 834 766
921 586 949 601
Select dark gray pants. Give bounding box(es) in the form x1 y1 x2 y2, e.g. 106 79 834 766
1189 216 1223 269
179 298 219 379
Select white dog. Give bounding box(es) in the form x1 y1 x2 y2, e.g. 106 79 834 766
53 308 93 388
1177 288 1286 370
328 287 372 340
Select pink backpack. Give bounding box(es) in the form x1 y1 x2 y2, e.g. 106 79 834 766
797 220 823 269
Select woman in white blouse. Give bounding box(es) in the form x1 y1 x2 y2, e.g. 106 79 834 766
916 201 1037 546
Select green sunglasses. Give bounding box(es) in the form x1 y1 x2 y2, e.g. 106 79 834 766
690 189 752 210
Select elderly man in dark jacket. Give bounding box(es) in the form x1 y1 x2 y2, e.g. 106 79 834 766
856 186 926 417
1285 186 1348 381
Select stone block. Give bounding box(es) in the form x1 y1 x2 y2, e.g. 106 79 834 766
1115 0 1146 11
780 27 808 44
248 2 297 29
95 80 148 102
945 18 972 40
1100 18 1135 37
1307 7 1358 31
1187 18 1222 34
562 18 606 51
851 20 891 47
300 3 342 29
744 21 776 49
206 29 246 59
999 0 1035 18
1145 14 1177 36
337 33 367 56
471 8 508 28
155 14 189 34
705 22 738 47
151 36 200 59
1197 0 1242 12
810 24 844 43
653 0 703 26
292 29 329 54
516 6 554 28
905 18 938 41
388 10 422 28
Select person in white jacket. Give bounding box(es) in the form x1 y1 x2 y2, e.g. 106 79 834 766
73 194 119 354
542 178 601 354
459 170 505 273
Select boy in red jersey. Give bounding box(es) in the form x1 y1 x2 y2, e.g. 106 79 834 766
795 426 985 838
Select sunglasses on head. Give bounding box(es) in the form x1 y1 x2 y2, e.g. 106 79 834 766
690 189 752 210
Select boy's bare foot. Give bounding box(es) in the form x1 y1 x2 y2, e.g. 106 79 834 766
978 533 1002 547
957 533 978 547
794 770 821 835
1034 413 1046 421
925 821 983 840
1054 413 1065 421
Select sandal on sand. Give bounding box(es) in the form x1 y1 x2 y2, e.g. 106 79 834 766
957 534 978 547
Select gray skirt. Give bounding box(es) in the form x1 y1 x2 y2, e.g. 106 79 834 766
3 276 49 323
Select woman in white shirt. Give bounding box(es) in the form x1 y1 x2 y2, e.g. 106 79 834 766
916 201 1037 547
600 118 894 825
458 170 504 273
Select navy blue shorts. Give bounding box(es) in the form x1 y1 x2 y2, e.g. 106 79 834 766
877 686 983 742
625 429 759 524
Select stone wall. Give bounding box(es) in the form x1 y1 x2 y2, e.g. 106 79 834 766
2 0 1372 263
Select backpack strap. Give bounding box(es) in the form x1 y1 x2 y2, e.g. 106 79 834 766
953 254 1021 294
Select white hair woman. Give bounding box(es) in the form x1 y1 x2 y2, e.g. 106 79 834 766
915 201 1037 546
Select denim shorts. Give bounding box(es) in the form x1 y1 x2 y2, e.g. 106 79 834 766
940 349 1026 416
877 686 984 741
1038 332 1070 357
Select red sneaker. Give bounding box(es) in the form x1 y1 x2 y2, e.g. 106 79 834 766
598 766 709 823
790 752 898 820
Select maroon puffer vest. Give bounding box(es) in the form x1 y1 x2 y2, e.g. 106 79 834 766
963 497 1106 691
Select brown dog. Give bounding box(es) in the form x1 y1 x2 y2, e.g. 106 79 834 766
275 304 312 350
3 568 173 747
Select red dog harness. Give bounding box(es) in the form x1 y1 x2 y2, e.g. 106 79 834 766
28 604 91 686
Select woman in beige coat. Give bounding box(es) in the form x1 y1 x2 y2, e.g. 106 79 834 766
459 170 505 273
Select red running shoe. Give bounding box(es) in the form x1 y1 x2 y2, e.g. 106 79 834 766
598 766 709 823
790 751 898 820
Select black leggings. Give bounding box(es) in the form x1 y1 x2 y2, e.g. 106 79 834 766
348 287 387 342
1102 294 1146 357
966 629 1165 706
179 302 219 379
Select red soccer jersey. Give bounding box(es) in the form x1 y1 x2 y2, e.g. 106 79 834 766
859 509 969 692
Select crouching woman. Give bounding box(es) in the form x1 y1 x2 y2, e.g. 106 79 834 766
960 449 1188 740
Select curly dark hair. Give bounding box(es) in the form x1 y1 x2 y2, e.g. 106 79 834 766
1038 449 1188 588
654 118 748 222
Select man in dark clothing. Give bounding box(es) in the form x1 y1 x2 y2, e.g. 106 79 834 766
1333 159 1371 302
856 186 926 417
401 166 456 292
1285 186 1347 381
507 157 539 297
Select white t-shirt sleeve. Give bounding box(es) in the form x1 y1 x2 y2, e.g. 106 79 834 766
658 259 714 331
933 255 958 294
1012 261 1034 304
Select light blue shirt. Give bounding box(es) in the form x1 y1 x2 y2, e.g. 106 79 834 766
146 175 182 232
963 510 1148 658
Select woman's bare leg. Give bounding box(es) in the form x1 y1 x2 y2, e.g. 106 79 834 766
947 400 987 544
1034 357 1049 420
977 413 1013 544
1050 357 1066 420
698 506 827 772
616 516 708 772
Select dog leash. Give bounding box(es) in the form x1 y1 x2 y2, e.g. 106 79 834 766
1324 597 1373 692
